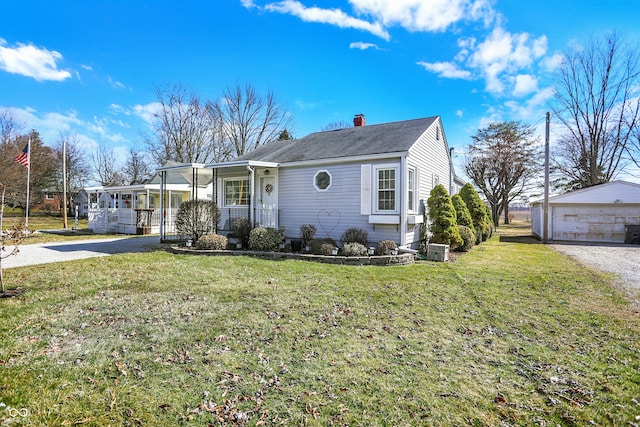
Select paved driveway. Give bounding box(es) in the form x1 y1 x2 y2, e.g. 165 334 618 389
549 242 640 307
2 235 164 269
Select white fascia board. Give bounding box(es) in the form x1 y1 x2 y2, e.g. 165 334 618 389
280 151 408 168
156 163 208 172
205 160 280 169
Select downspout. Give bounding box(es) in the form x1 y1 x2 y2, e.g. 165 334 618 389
246 165 255 226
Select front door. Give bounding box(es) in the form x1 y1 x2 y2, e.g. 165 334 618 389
259 176 277 228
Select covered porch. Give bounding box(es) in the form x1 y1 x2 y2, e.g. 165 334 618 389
158 160 280 241
85 182 193 235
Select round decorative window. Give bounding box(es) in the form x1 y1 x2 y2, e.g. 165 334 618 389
314 170 331 191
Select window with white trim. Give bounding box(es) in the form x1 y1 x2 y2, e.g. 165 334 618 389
376 167 397 212
314 170 331 191
408 167 416 212
224 178 249 206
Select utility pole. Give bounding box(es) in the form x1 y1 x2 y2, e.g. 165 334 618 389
62 140 68 229
543 112 550 244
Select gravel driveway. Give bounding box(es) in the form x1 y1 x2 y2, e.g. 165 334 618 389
549 242 640 308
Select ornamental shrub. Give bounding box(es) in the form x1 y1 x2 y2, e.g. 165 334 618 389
231 217 253 248
427 184 463 250
451 194 476 236
318 243 336 256
299 224 317 245
309 238 337 255
342 242 368 257
456 225 475 252
341 227 368 246
195 234 228 250
175 200 220 241
375 239 397 255
459 183 491 244
248 227 282 251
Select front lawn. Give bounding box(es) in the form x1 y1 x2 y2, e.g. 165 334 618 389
1 225 638 425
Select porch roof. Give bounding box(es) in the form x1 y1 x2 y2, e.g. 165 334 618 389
205 160 279 169
83 183 191 193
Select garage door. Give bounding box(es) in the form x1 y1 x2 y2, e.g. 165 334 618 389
551 205 640 243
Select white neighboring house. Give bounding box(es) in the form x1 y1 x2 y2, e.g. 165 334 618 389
531 180 640 243
159 115 462 248
82 166 213 234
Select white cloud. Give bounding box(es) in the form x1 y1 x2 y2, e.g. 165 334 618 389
264 0 390 40
465 26 547 95
456 109 464 117
512 74 538 97
0 40 72 81
350 41 380 50
417 61 472 79
350 0 496 33
133 102 162 126
540 52 563 72
240 0 256 8
107 76 126 89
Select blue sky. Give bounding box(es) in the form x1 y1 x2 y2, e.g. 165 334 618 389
1 0 639 179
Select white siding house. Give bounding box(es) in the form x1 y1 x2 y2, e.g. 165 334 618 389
531 181 640 243
159 115 462 248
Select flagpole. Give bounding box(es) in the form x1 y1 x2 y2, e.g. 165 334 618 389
25 137 31 229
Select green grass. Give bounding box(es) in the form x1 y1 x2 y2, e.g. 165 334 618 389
1 223 638 426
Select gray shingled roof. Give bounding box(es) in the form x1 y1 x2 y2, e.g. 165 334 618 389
234 116 439 163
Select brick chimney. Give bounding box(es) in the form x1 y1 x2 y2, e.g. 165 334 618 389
353 114 366 127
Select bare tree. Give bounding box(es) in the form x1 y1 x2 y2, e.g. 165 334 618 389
552 32 640 191
92 145 125 186
0 184 29 295
321 120 352 131
218 83 292 157
465 121 540 227
0 130 57 209
123 148 154 184
54 133 90 213
0 109 24 145
145 84 228 165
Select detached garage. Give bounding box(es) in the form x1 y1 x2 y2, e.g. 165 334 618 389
531 181 640 243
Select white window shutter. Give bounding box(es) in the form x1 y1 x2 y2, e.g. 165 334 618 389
360 164 371 215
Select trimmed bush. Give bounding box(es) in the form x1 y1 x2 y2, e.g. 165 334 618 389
452 194 476 236
231 217 253 248
248 227 282 252
427 184 463 249
341 227 368 246
375 240 397 255
318 243 336 256
342 242 368 257
175 200 220 241
459 183 491 244
195 234 228 250
456 225 475 252
309 238 337 255
299 224 317 245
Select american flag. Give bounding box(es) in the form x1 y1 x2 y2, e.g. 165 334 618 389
14 142 29 168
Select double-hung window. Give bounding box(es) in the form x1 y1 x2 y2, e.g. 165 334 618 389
224 179 249 206
407 167 416 213
375 166 397 213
